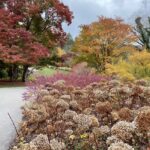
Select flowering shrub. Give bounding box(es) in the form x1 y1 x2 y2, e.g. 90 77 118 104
28 73 104 88
12 78 150 150
24 72 107 100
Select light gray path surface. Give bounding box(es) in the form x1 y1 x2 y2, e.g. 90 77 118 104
0 87 25 150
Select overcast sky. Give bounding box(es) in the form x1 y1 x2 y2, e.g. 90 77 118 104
62 0 149 38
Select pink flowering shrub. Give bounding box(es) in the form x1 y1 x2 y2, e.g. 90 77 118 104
24 72 108 100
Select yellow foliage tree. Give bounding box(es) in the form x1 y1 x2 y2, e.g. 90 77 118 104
56 47 66 58
129 50 150 66
73 17 137 72
106 60 135 81
106 50 150 80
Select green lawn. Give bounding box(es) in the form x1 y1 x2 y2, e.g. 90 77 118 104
29 66 69 80
37 67 58 76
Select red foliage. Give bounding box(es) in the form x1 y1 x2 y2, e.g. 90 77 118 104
6 0 73 24
6 0 73 45
0 14 49 64
0 0 73 65
28 73 106 88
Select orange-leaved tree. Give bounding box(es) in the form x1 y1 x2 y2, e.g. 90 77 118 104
73 17 137 72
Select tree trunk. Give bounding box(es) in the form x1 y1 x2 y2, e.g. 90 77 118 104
8 65 19 81
22 65 29 82
12 64 19 80
8 66 13 81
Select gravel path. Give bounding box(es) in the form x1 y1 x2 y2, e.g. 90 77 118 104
0 87 25 150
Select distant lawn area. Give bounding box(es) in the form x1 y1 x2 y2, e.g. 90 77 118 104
37 67 59 76
30 66 70 80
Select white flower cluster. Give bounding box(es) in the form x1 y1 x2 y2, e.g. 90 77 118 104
31 134 50 150
73 114 93 129
108 142 134 150
50 139 66 150
111 121 136 141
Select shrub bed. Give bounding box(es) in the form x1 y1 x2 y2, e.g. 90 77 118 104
12 79 150 150
24 72 107 101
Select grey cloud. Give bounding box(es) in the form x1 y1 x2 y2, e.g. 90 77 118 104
62 0 148 38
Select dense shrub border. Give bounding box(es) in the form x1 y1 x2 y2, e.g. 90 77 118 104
24 72 108 101
12 78 150 150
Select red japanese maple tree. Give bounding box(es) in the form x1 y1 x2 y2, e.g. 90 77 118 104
0 0 73 81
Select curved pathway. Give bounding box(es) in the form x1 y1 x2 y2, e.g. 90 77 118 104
0 87 25 150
